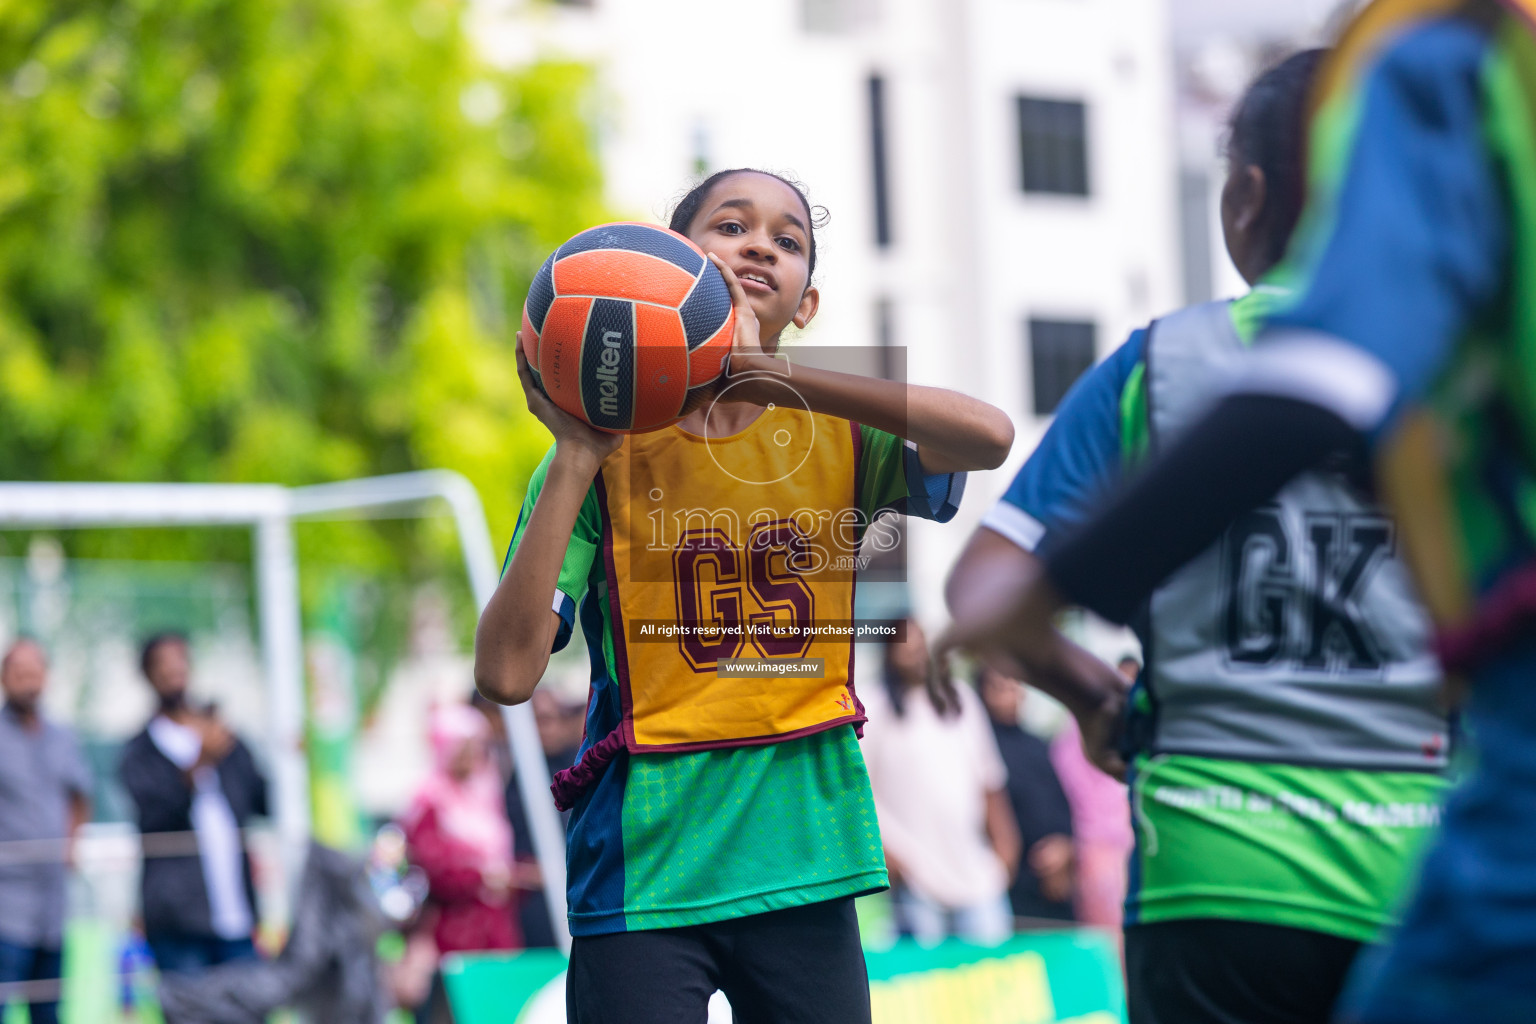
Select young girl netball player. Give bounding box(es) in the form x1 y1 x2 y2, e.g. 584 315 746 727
475 169 1013 1023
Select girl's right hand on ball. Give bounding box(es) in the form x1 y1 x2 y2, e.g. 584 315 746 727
517 341 622 468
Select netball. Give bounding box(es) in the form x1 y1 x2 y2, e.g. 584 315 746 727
520 222 736 434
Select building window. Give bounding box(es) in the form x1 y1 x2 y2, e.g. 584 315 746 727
868 75 892 248
1017 97 1089 196
1028 318 1096 414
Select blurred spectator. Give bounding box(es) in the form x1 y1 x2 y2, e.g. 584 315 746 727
118 632 268 975
0 639 91 1024
402 704 519 1022
488 689 583 949
862 618 1022 946
977 667 1076 925
1051 656 1137 933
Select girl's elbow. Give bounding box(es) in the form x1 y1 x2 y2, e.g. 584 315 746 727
475 667 536 706
476 672 537 706
995 415 1016 460
975 415 1015 470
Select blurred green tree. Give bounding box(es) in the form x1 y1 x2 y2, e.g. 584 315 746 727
0 0 603 569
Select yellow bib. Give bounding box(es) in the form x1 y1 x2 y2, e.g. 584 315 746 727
598 408 867 752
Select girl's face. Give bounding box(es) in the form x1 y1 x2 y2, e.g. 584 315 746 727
683 172 820 344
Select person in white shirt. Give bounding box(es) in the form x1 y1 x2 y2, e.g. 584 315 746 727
861 617 1021 946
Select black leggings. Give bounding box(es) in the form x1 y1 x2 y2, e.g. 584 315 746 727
1126 918 1364 1024
566 897 871 1024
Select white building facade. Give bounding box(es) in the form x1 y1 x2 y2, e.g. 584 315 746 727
473 0 1180 626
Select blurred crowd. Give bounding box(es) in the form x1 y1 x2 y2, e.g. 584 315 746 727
0 618 1117 1021
0 630 589 1024
862 618 1133 946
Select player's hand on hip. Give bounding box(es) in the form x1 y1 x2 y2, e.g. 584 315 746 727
516 343 621 469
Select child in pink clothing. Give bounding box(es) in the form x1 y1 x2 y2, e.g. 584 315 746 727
1048 656 1137 933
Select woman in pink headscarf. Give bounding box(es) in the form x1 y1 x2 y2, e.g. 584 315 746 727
1049 657 1138 939
401 703 520 956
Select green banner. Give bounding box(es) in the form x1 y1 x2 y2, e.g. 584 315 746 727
443 929 1125 1024
305 583 364 849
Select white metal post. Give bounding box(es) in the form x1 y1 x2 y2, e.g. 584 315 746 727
254 512 312 890
0 477 569 951
291 471 571 951
439 475 572 954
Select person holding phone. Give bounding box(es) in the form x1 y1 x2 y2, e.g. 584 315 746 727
118 632 269 975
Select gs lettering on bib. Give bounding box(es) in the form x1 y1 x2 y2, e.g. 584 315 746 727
597 409 877 753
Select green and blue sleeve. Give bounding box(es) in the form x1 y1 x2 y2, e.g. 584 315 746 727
503 445 603 652
855 425 966 523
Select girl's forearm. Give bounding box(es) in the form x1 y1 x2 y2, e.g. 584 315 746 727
946 536 1118 721
733 355 1013 472
474 452 598 704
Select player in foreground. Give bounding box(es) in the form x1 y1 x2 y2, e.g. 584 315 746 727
948 47 1451 1024
942 1 1536 1021
475 168 1013 1023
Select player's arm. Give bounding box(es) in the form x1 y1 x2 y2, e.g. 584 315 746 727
708 256 1013 473
475 348 618 706
728 352 1013 473
947 527 1032 628
946 334 1145 771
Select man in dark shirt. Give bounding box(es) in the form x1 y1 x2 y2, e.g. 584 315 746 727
977 667 1075 924
118 632 269 975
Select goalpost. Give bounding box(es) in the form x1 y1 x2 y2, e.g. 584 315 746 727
0 470 571 951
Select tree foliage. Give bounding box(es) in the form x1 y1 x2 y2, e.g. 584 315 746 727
0 0 602 565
